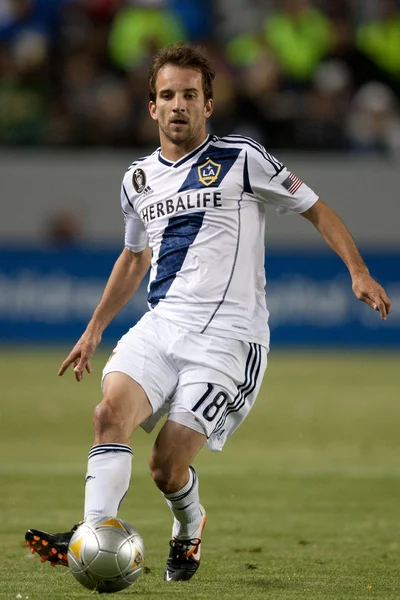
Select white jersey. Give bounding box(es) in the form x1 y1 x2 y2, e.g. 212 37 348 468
121 134 318 348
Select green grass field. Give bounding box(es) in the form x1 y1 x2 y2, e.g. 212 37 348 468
1 349 399 600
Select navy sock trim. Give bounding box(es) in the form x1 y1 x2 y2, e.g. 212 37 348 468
88 444 133 460
166 466 197 502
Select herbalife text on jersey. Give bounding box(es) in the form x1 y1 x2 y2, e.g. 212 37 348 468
140 191 222 224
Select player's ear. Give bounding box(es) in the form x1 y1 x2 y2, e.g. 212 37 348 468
149 101 158 121
204 98 214 119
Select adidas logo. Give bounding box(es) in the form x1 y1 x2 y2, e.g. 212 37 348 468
142 185 153 197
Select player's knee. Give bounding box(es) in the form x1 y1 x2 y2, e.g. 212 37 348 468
149 454 180 494
93 397 124 437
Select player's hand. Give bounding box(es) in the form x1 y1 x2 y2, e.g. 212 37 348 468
352 273 391 320
58 332 102 382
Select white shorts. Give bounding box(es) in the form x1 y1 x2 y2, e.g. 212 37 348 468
102 311 267 452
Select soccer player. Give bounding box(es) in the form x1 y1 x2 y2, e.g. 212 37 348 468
25 43 391 582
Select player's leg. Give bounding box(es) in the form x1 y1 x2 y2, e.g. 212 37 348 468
157 335 268 581
150 419 206 535
83 372 152 522
149 420 207 581
25 373 152 566
26 312 178 567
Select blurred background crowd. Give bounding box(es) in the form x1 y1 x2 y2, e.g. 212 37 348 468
1 0 400 153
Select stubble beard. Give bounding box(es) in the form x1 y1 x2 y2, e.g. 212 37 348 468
161 120 203 147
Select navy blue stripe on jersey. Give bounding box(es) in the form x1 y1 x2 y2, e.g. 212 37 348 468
219 134 284 174
158 153 175 167
178 145 241 192
127 157 148 171
243 152 253 194
157 135 211 168
222 135 284 173
200 190 242 333
148 212 205 308
221 134 283 170
122 184 134 209
269 169 283 183
214 344 262 435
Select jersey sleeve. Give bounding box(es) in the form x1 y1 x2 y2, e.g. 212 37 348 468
120 183 149 252
246 147 319 215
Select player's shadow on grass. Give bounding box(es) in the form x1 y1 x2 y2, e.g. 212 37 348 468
245 576 297 590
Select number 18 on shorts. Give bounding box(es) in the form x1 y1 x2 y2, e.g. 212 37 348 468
102 312 267 452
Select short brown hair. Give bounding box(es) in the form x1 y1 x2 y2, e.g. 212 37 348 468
148 43 215 102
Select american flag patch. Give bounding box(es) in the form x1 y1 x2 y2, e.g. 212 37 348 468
282 172 303 195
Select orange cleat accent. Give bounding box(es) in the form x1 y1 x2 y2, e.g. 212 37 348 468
164 504 206 582
25 528 72 568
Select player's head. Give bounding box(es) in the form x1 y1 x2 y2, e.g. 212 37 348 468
149 43 215 103
148 43 215 148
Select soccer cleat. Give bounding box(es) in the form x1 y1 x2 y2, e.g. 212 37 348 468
25 524 79 567
164 505 206 582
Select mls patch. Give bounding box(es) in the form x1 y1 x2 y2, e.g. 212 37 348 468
132 168 146 193
197 159 221 187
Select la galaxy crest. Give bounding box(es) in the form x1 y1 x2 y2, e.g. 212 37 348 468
132 168 146 193
198 158 221 187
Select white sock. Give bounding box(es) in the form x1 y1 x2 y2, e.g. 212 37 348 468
163 466 202 539
84 444 133 521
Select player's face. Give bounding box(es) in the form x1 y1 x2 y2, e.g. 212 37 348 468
149 65 213 153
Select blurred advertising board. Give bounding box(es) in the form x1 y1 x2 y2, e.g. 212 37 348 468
0 248 398 347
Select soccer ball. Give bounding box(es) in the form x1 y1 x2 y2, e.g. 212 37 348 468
67 517 145 593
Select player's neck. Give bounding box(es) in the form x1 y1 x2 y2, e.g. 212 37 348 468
160 133 209 163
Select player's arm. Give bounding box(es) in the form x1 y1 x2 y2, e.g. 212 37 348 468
301 199 391 320
59 246 151 381
84 246 151 335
